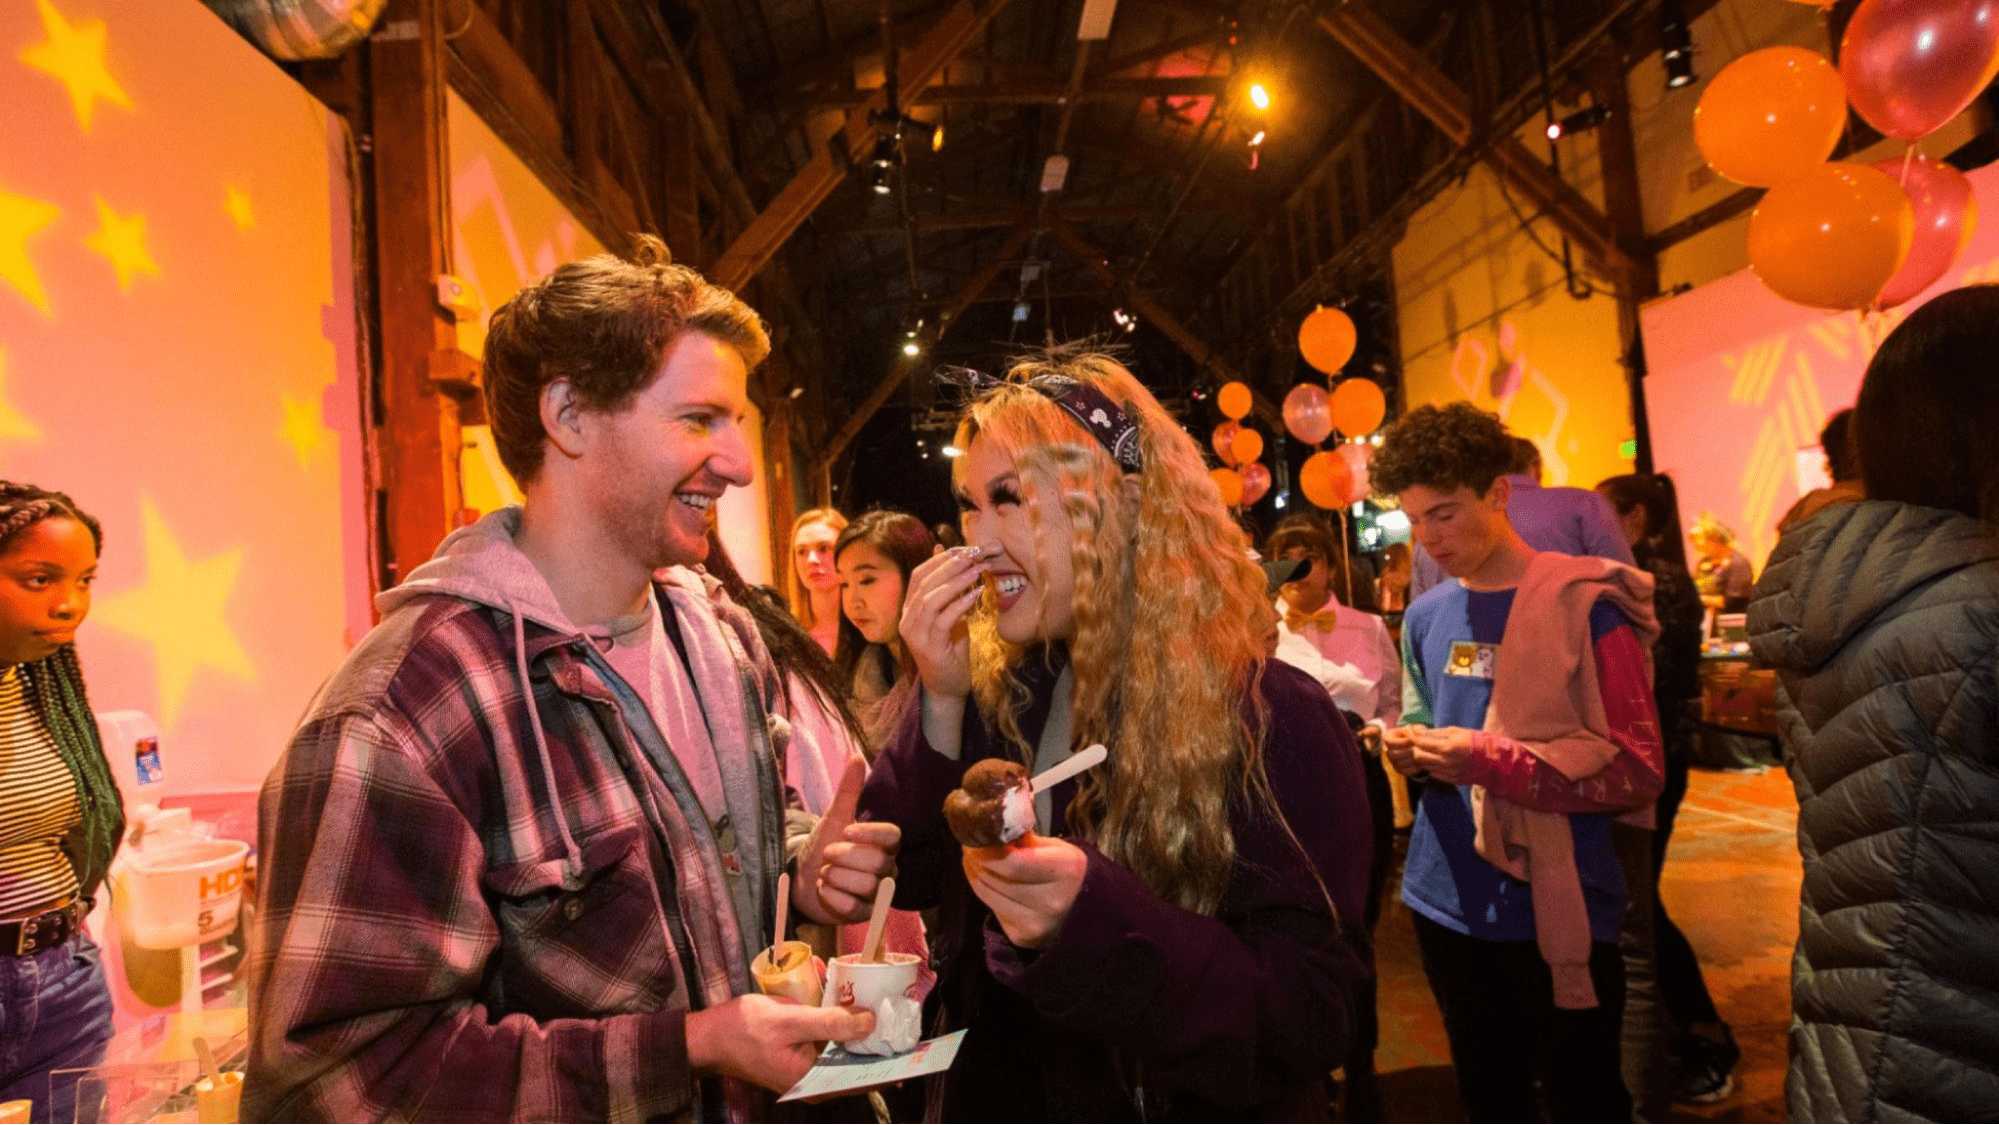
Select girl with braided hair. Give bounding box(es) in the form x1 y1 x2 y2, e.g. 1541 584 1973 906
0 483 121 1123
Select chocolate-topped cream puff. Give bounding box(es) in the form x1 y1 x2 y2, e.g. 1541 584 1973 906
943 759 1035 848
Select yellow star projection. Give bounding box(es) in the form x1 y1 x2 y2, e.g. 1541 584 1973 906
0 351 43 443
93 496 256 728
223 186 256 232
0 190 61 314
84 197 158 291
18 0 131 133
277 391 332 469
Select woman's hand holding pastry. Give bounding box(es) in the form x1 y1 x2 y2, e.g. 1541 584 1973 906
963 832 1087 950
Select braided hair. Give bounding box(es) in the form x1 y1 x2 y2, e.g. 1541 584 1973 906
1 482 121 899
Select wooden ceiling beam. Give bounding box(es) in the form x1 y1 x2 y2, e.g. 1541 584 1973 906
791 73 1229 108
814 221 1038 470
1316 3 1652 291
710 0 1014 290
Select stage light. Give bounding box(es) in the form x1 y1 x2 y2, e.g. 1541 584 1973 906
941 444 965 458
1249 83 1270 111
901 340 921 357
1545 104 1612 142
1249 130 1266 147
1013 301 1031 322
1660 0 1696 90
869 135 898 195
788 385 805 399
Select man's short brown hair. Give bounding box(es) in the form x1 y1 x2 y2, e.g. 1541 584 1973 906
482 234 771 484
1370 401 1515 497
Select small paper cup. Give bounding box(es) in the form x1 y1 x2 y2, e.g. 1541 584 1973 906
751 940 824 1007
195 1071 244 1124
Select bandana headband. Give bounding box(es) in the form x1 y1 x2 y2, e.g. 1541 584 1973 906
935 366 1144 474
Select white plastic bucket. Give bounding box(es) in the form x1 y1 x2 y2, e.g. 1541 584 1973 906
121 839 249 950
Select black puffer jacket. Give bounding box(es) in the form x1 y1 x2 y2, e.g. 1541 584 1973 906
1750 500 1999 1122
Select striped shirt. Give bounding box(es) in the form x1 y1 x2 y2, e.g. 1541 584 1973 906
0 665 80 919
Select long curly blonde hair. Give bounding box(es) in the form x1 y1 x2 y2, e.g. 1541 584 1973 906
953 352 1277 916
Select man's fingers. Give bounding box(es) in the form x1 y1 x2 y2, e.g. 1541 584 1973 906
822 840 896 876
815 885 862 920
819 753 868 835
781 1003 875 1044
819 863 883 899
842 821 901 849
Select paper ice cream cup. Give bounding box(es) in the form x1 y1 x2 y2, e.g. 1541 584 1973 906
195 1072 243 1124
823 953 923 1055
751 940 824 1007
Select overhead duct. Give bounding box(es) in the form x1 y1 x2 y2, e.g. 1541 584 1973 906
203 0 388 61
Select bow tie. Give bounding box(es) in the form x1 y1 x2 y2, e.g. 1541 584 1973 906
1284 606 1340 633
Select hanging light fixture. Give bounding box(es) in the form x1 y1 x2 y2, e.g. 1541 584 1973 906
1660 0 1696 90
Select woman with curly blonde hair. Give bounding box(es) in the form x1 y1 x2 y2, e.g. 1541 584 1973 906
860 351 1372 1119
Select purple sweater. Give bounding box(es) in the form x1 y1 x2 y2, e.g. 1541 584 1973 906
861 652 1372 1120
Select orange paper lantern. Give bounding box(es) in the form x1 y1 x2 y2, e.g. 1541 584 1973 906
1216 381 1253 421
1230 427 1265 465
1747 163 1914 310
1329 378 1386 437
1298 307 1357 374
1299 451 1354 511
1210 467 1245 508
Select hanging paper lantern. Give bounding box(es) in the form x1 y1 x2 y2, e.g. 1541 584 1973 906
1329 378 1387 437
1747 163 1914 310
1871 153 1978 308
1298 307 1357 374
1216 381 1253 421
1239 461 1272 505
1282 384 1334 445
1335 442 1374 506
1210 467 1245 507
1212 421 1242 465
1299 451 1354 511
1230 427 1265 466
1693 47 1847 187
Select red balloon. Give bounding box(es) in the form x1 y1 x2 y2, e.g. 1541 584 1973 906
1335 443 1374 506
1239 462 1272 506
1282 384 1334 445
1212 421 1241 466
1872 153 1979 308
1842 0 1999 140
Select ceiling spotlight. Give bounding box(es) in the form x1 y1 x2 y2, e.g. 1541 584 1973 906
788 385 805 399
941 444 965 458
868 134 899 195
1249 130 1266 147
1249 83 1271 111
1545 104 1612 142
1660 0 1697 90
901 339 921 357
1012 301 1031 323
1111 307 1136 332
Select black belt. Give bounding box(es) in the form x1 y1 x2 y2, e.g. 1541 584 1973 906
1 900 83 957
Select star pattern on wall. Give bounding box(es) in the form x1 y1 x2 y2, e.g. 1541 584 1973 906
0 190 61 314
277 391 332 469
0 351 43 443
83 196 158 291
223 186 256 233
18 0 130 133
92 495 255 728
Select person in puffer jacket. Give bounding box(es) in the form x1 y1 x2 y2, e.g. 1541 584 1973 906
1749 284 1999 1123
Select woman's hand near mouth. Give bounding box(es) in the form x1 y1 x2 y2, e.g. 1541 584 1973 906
900 545 990 702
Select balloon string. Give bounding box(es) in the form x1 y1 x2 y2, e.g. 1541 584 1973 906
1899 143 1916 189
1338 506 1354 608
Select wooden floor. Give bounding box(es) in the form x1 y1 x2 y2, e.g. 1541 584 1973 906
1372 767 1801 1123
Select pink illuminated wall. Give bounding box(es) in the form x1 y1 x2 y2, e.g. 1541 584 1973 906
0 0 369 795
1642 161 1999 572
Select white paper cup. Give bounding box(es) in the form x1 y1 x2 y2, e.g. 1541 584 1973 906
823 953 922 1055
751 941 824 1007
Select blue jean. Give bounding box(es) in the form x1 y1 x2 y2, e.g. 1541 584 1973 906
0 934 114 1124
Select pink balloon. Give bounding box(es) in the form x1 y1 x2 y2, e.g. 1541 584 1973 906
1872 153 1979 308
1282 384 1334 446
1842 0 1999 140
1335 443 1373 506
1239 461 1272 506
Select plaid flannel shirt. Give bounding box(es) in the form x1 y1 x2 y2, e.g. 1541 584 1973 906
247 581 781 1123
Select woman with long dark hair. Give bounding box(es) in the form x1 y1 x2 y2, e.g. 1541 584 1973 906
832 511 935 750
1751 285 1999 1121
0 483 121 1124
862 352 1372 1118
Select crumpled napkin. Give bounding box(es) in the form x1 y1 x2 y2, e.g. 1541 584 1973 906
843 995 922 1056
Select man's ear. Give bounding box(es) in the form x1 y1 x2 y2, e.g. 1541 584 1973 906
540 379 588 461
1484 475 1513 512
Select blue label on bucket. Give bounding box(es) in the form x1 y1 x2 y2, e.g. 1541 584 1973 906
135 736 163 785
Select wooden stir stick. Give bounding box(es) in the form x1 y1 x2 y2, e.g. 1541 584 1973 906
771 871 790 967
1030 743 1107 794
194 1036 223 1087
861 876 896 963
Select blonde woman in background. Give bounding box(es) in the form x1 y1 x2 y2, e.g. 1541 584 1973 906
788 507 846 653
861 352 1373 1118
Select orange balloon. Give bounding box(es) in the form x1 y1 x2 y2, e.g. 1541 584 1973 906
1329 378 1386 436
1217 381 1253 421
1210 467 1245 508
1694 47 1847 188
1231 427 1265 465
1299 307 1357 374
1299 451 1354 511
1747 163 1914 310
1212 421 1242 465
